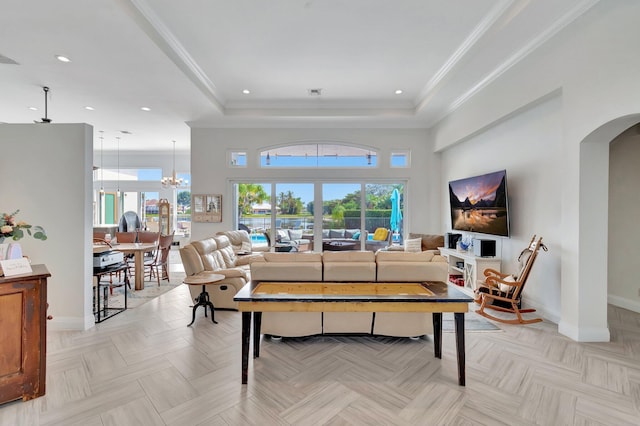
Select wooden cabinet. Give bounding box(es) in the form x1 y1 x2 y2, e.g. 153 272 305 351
439 248 500 295
0 265 50 405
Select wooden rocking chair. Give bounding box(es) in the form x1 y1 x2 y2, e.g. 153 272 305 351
475 235 548 325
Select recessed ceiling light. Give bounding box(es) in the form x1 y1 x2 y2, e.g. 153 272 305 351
141 106 151 111
55 55 71 63
84 106 94 111
395 89 403 95
242 89 251 94
308 88 322 96
28 106 38 111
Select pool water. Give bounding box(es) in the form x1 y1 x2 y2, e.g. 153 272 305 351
251 234 267 243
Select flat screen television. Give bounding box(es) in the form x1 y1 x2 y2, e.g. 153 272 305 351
448 170 510 237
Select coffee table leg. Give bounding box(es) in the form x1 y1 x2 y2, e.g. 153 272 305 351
241 311 251 384
253 312 262 358
454 312 466 386
433 312 442 359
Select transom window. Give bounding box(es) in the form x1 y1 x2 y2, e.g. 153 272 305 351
260 143 377 168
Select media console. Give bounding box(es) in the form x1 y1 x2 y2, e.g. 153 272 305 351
438 247 501 295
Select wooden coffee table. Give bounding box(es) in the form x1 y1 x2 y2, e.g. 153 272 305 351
234 280 473 386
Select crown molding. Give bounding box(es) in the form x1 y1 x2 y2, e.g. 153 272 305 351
415 0 514 112
123 0 226 112
432 0 600 126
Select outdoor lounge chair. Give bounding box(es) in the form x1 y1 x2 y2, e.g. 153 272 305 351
475 235 548 325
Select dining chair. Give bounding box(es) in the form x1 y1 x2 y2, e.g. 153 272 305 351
147 233 175 286
137 231 159 244
137 231 160 262
115 231 137 243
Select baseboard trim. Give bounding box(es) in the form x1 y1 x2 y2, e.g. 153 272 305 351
608 295 640 314
48 315 94 331
558 321 610 342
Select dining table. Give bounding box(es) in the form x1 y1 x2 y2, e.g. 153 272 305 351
93 242 157 290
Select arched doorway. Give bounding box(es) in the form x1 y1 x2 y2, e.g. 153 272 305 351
570 114 640 341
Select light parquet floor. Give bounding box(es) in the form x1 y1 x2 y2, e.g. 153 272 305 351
1 284 640 425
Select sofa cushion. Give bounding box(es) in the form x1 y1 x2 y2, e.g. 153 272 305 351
288 229 303 240
323 251 374 263
277 229 291 242
191 238 226 271
377 251 435 262
214 235 238 268
322 229 330 239
216 230 248 249
263 252 322 262
409 233 445 251
323 251 376 281
329 229 344 239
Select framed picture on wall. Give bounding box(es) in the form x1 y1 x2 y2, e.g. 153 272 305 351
192 194 222 223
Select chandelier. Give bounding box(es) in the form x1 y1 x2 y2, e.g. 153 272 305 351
161 140 187 188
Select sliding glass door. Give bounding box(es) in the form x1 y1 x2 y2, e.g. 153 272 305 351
234 181 405 252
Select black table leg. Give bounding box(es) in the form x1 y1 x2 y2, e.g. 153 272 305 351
241 311 251 384
253 312 262 358
454 312 466 386
188 285 218 326
433 312 442 359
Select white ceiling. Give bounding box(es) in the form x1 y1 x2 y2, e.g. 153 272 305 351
0 0 597 152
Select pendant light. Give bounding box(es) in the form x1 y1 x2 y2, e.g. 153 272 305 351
161 140 187 188
99 131 105 194
116 136 121 197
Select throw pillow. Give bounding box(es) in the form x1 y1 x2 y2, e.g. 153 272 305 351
499 275 516 293
352 231 361 240
345 229 359 238
409 233 445 251
372 228 389 241
404 238 422 252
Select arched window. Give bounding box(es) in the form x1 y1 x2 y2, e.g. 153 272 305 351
259 143 377 168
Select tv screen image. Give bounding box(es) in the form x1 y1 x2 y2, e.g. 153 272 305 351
448 170 509 237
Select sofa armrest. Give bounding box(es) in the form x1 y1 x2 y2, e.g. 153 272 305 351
179 245 205 276
216 267 249 281
235 253 264 266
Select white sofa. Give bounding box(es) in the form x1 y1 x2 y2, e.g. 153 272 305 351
250 250 448 337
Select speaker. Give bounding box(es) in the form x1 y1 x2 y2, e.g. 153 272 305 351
473 239 496 257
445 233 462 249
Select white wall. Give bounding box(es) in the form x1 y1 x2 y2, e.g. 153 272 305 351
608 124 640 312
0 123 93 330
432 1 640 341
440 95 563 321
189 128 440 241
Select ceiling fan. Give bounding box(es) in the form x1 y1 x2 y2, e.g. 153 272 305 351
34 86 52 123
